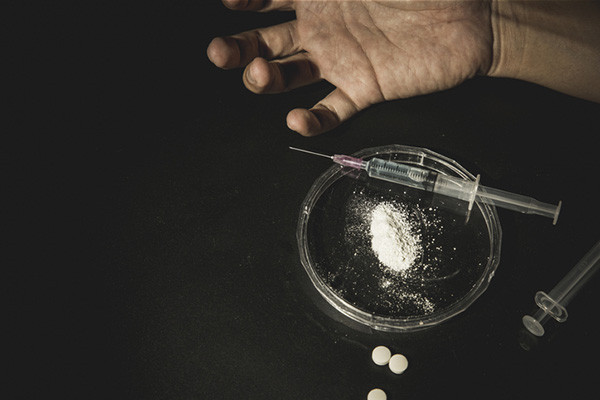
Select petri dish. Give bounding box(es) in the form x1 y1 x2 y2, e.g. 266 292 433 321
297 145 502 332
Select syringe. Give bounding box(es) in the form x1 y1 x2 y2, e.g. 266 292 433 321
522 239 600 336
290 147 561 224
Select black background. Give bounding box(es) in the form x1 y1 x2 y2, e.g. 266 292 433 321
6 1 600 399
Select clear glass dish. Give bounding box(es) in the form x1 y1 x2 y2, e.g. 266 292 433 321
297 145 502 331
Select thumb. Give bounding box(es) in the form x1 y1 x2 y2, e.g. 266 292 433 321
286 88 362 136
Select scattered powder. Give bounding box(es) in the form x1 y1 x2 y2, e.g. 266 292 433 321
342 189 444 316
370 203 421 273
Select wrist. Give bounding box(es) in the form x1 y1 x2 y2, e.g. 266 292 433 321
487 0 600 102
487 0 525 79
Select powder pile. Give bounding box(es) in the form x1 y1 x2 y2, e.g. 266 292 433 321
369 203 422 273
341 189 443 316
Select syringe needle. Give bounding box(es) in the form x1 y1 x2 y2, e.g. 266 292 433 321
289 146 333 160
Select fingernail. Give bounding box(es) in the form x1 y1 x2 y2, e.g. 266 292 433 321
246 67 256 85
224 0 248 9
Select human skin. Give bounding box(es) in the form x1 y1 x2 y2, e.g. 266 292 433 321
207 0 600 136
489 0 600 103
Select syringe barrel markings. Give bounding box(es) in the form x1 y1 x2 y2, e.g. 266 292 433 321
365 158 437 191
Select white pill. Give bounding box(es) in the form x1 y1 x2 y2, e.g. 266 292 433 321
389 353 408 374
371 345 392 366
367 388 387 400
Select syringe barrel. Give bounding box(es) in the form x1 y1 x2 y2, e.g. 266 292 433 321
365 158 436 191
432 174 479 204
523 239 600 335
546 239 600 307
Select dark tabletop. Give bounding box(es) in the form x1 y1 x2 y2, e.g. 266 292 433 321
7 1 600 399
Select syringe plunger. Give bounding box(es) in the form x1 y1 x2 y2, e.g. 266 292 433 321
523 239 600 336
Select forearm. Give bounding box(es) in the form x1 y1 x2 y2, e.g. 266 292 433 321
488 0 600 102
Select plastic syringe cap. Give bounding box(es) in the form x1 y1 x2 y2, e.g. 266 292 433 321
332 155 367 170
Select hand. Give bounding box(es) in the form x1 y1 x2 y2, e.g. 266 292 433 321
207 0 492 136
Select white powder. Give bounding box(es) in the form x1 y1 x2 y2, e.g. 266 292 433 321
343 190 439 315
369 202 421 273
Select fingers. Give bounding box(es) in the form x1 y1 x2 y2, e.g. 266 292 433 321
242 58 363 136
222 0 294 12
243 53 320 94
207 20 300 69
211 0 363 136
287 89 362 137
